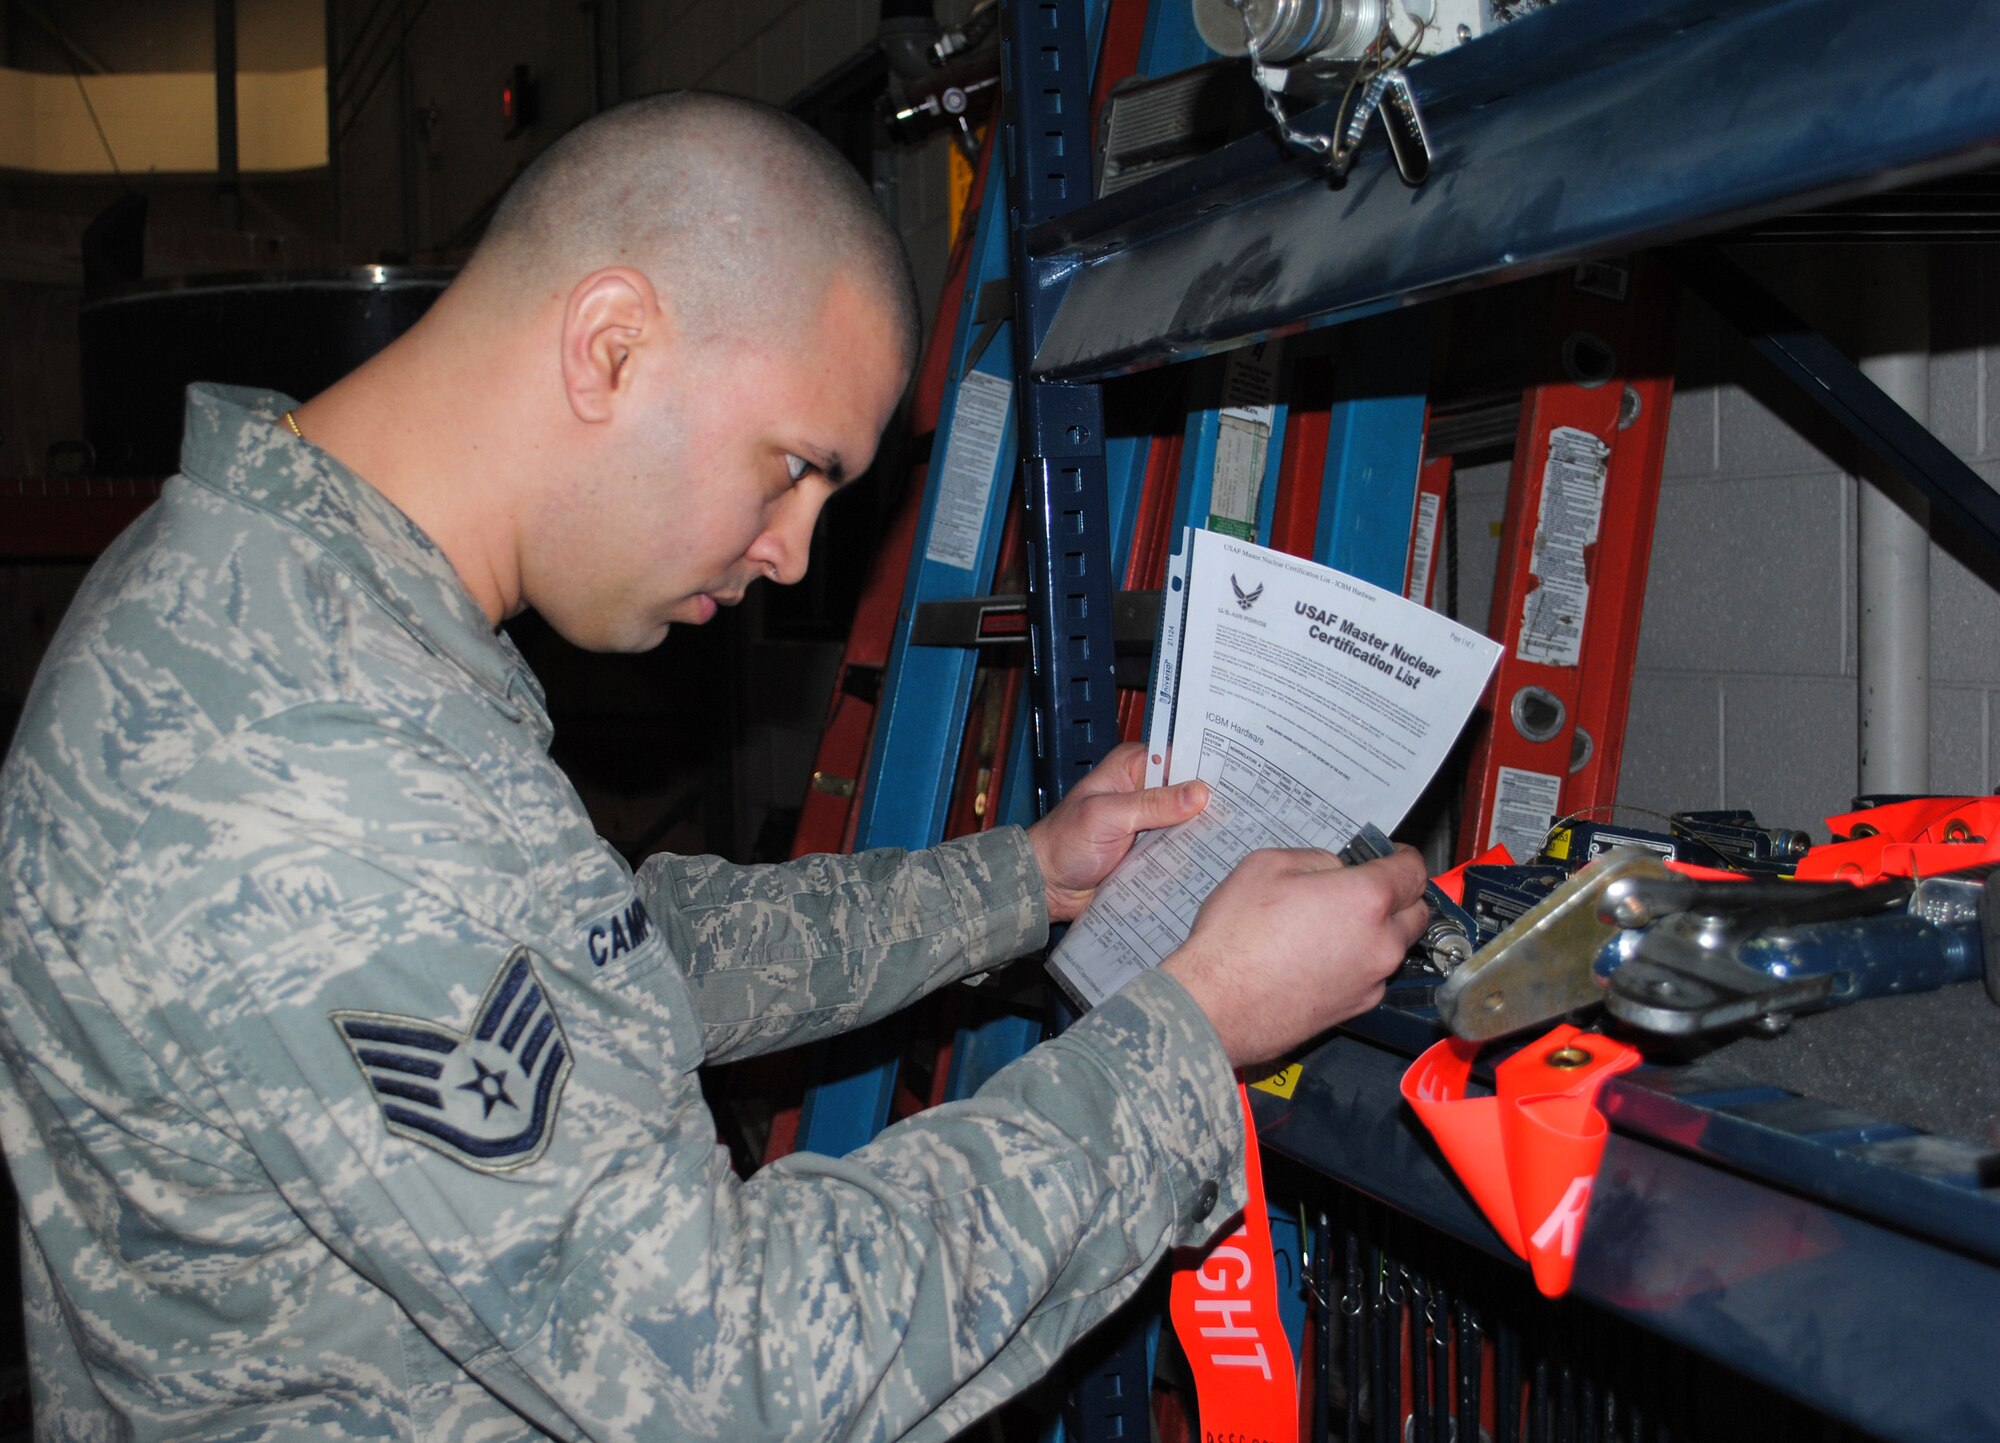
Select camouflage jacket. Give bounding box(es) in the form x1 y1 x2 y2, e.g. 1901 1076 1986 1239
0 386 1247 1441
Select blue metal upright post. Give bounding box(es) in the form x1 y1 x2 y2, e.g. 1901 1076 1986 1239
1006 3 1121 813
791 0 1122 1157
1170 341 1296 546
1002 5 1154 1440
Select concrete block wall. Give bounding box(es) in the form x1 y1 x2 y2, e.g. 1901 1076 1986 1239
1613 245 2000 838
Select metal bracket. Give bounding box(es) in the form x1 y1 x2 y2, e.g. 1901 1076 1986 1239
1672 244 2000 567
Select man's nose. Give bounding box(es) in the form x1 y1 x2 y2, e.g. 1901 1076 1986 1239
754 493 822 586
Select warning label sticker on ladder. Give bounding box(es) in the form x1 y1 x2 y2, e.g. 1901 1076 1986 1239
1517 426 1609 666
1219 343 1280 420
1406 490 1443 606
1489 765 1564 862
925 370 1015 570
1209 419 1266 540
1208 345 1279 541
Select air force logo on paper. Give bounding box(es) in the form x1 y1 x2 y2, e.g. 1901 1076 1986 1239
333 948 573 1173
1231 573 1263 611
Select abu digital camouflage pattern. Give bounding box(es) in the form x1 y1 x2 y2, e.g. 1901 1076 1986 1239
0 385 1248 1441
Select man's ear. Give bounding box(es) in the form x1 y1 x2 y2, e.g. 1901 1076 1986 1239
560 268 663 424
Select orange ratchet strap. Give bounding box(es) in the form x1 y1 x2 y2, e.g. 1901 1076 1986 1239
1169 1084 1299 1443
1797 796 2000 883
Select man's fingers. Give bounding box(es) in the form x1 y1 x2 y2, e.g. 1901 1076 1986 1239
1098 778 1206 834
1239 846 1346 874
1249 842 1428 895
1173 839 1448 1067
1381 843 1431 907
1071 740 1147 800
1111 740 1150 789
1390 894 1432 947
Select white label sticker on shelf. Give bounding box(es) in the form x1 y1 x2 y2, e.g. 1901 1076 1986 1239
1406 489 1443 605
1489 765 1564 861
1517 426 1609 666
924 370 1014 571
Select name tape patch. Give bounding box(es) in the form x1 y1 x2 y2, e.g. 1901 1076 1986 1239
585 896 653 968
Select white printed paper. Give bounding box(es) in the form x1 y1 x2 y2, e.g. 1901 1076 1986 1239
923 370 1014 570
1208 418 1268 540
1144 547 1192 790
1051 529 1503 1008
1219 343 1280 422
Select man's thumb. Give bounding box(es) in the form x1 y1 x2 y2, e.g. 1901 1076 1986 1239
1128 779 1207 830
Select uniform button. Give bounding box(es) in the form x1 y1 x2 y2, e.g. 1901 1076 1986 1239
1192 1179 1220 1220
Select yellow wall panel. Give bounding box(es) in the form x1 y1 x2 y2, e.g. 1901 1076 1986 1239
0 67 327 174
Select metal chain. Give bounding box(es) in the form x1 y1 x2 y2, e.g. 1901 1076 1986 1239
1227 0 1427 175
1228 1 1335 159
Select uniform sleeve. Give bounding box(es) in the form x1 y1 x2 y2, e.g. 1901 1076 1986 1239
127 712 1249 1443
636 828 1048 1063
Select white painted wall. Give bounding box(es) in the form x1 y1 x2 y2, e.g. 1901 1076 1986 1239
1610 245 2000 837
1432 245 2000 840
1445 248 2000 843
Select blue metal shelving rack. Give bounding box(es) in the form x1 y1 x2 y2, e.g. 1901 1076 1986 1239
800 0 2000 1437
995 1 2000 1440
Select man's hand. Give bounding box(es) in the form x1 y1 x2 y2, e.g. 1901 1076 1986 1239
1162 844 1430 1070
1025 742 1208 923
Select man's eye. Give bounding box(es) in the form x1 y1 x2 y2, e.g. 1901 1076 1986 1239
784 453 812 484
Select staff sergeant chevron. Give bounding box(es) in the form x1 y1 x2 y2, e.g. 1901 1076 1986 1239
332 948 573 1173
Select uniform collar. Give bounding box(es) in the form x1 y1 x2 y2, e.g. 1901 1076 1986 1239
176 383 548 725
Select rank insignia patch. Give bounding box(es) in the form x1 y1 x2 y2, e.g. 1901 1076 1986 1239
333 948 573 1173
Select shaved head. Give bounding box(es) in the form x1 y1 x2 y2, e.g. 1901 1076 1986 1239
470 90 920 370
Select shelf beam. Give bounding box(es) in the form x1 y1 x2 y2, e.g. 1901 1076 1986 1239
1027 0 2000 380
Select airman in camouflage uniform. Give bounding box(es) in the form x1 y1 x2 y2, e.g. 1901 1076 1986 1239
0 90 1429 1442
0 384 1249 1440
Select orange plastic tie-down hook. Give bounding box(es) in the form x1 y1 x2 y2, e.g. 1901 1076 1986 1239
1401 1024 1641 1297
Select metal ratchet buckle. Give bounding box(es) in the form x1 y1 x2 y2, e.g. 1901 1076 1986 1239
1339 824 1474 977
1437 847 1927 1040
1599 870 1922 1036
1435 847 1667 1041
